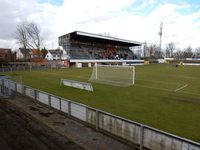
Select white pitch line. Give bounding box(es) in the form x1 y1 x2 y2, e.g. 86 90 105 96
134 84 172 92
174 84 188 92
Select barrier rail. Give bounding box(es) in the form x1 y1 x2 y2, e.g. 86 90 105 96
2 79 200 150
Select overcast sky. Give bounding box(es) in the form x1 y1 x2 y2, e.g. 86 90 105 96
0 0 200 50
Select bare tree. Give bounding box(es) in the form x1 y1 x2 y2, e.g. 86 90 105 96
143 42 147 58
165 48 170 58
166 42 176 57
195 47 200 56
183 46 193 58
15 22 43 49
174 50 184 60
165 45 170 58
41 48 48 58
15 23 28 49
145 43 161 58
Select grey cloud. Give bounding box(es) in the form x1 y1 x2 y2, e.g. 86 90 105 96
77 12 118 25
0 0 37 39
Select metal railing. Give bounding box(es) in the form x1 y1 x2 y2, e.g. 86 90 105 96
1 79 200 150
0 65 62 73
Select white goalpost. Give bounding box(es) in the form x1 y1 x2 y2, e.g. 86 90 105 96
89 65 135 87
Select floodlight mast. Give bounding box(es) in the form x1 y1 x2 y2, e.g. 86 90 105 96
159 22 163 58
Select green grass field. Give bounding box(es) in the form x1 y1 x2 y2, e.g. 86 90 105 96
5 64 200 142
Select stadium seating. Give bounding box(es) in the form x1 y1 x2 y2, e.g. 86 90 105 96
70 46 90 59
70 44 136 60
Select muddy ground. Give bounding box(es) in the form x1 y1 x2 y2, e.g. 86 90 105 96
0 94 135 150
0 99 82 150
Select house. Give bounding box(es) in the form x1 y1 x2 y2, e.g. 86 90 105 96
16 48 31 61
0 48 16 62
46 49 63 61
31 49 42 58
30 49 47 63
46 47 68 61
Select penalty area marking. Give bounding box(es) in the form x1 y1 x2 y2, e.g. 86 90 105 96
174 84 188 92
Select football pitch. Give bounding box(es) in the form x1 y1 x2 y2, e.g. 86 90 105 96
6 64 200 142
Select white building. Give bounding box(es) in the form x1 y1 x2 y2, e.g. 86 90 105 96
46 48 69 61
16 48 31 61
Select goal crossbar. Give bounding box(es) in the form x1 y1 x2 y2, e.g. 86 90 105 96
89 65 135 87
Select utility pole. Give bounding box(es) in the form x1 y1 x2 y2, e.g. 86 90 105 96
158 22 163 58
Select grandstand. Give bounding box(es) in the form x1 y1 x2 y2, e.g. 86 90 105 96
58 31 143 67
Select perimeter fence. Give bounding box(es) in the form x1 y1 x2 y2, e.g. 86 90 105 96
0 78 199 150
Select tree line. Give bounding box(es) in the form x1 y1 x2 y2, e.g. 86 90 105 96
136 42 200 60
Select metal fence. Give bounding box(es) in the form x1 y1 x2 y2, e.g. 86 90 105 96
1 79 200 150
0 65 59 73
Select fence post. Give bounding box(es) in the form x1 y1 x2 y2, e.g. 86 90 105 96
59 98 61 110
68 101 71 117
22 85 25 95
14 82 17 92
8 80 11 96
96 109 99 130
34 89 37 100
0 83 2 95
3 79 5 94
20 84 24 95
1 81 4 95
140 125 144 150
48 95 51 108
1 79 4 95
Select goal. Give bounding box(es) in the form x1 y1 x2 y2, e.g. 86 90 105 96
89 65 135 87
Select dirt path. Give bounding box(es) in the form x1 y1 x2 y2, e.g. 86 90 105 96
0 94 136 150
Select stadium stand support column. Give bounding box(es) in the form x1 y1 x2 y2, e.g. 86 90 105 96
133 67 135 85
88 63 92 68
95 64 98 80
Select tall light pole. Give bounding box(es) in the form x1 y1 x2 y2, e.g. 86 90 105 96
158 22 163 58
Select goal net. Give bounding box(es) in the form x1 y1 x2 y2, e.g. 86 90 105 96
89 65 135 87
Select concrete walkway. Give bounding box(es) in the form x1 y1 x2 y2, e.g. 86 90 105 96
7 94 136 150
